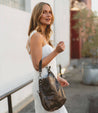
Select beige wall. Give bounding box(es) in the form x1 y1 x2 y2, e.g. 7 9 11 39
0 5 33 113
54 0 70 72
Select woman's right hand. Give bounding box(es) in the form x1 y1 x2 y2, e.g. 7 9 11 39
55 41 65 54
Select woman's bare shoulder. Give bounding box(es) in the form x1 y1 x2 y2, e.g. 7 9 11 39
30 32 43 43
31 31 42 39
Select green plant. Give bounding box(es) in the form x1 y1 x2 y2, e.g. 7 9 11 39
72 8 98 63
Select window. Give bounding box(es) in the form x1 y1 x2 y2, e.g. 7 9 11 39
0 0 25 11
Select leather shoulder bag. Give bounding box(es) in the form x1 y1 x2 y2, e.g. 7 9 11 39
38 59 66 112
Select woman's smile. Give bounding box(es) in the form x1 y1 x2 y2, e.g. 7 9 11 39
45 18 51 21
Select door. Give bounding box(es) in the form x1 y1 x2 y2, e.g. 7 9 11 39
70 10 82 59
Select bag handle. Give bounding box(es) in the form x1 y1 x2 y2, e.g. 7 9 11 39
39 59 42 77
39 59 51 77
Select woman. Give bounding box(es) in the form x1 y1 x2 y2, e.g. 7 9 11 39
26 2 69 113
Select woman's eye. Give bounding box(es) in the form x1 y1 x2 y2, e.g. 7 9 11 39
43 11 52 14
43 11 47 14
49 11 52 14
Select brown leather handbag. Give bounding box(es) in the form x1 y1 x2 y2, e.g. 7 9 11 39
38 59 66 112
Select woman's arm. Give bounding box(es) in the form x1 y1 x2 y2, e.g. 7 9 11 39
41 49 58 68
42 41 66 69
30 32 65 71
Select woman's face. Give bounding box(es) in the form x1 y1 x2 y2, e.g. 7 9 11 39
39 4 52 25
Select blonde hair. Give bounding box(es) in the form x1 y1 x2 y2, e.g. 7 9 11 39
26 2 54 54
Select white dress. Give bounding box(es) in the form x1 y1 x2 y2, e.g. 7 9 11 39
27 30 68 113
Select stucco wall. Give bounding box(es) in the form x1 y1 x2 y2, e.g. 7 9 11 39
0 5 33 113
54 0 70 72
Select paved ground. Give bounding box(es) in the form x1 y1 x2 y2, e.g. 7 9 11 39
19 68 98 113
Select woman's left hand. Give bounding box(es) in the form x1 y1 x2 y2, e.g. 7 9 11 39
57 76 69 87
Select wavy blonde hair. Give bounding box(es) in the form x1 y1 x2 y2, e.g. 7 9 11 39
28 2 54 45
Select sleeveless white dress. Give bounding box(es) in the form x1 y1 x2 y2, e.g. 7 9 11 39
27 30 68 113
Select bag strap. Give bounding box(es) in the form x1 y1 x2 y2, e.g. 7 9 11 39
39 59 42 77
39 59 51 77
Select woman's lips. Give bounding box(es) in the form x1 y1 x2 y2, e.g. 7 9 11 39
46 18 51 21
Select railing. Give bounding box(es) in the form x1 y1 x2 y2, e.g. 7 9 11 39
0 79 33 113
0 65 62 113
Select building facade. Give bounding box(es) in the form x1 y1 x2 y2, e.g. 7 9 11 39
70 0 92 59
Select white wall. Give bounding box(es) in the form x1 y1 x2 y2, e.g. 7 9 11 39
92 0 98 12
0 5 33 113
25 0 31 12
54 0 70 72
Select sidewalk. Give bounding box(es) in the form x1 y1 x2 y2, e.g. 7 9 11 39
19 67 98 113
